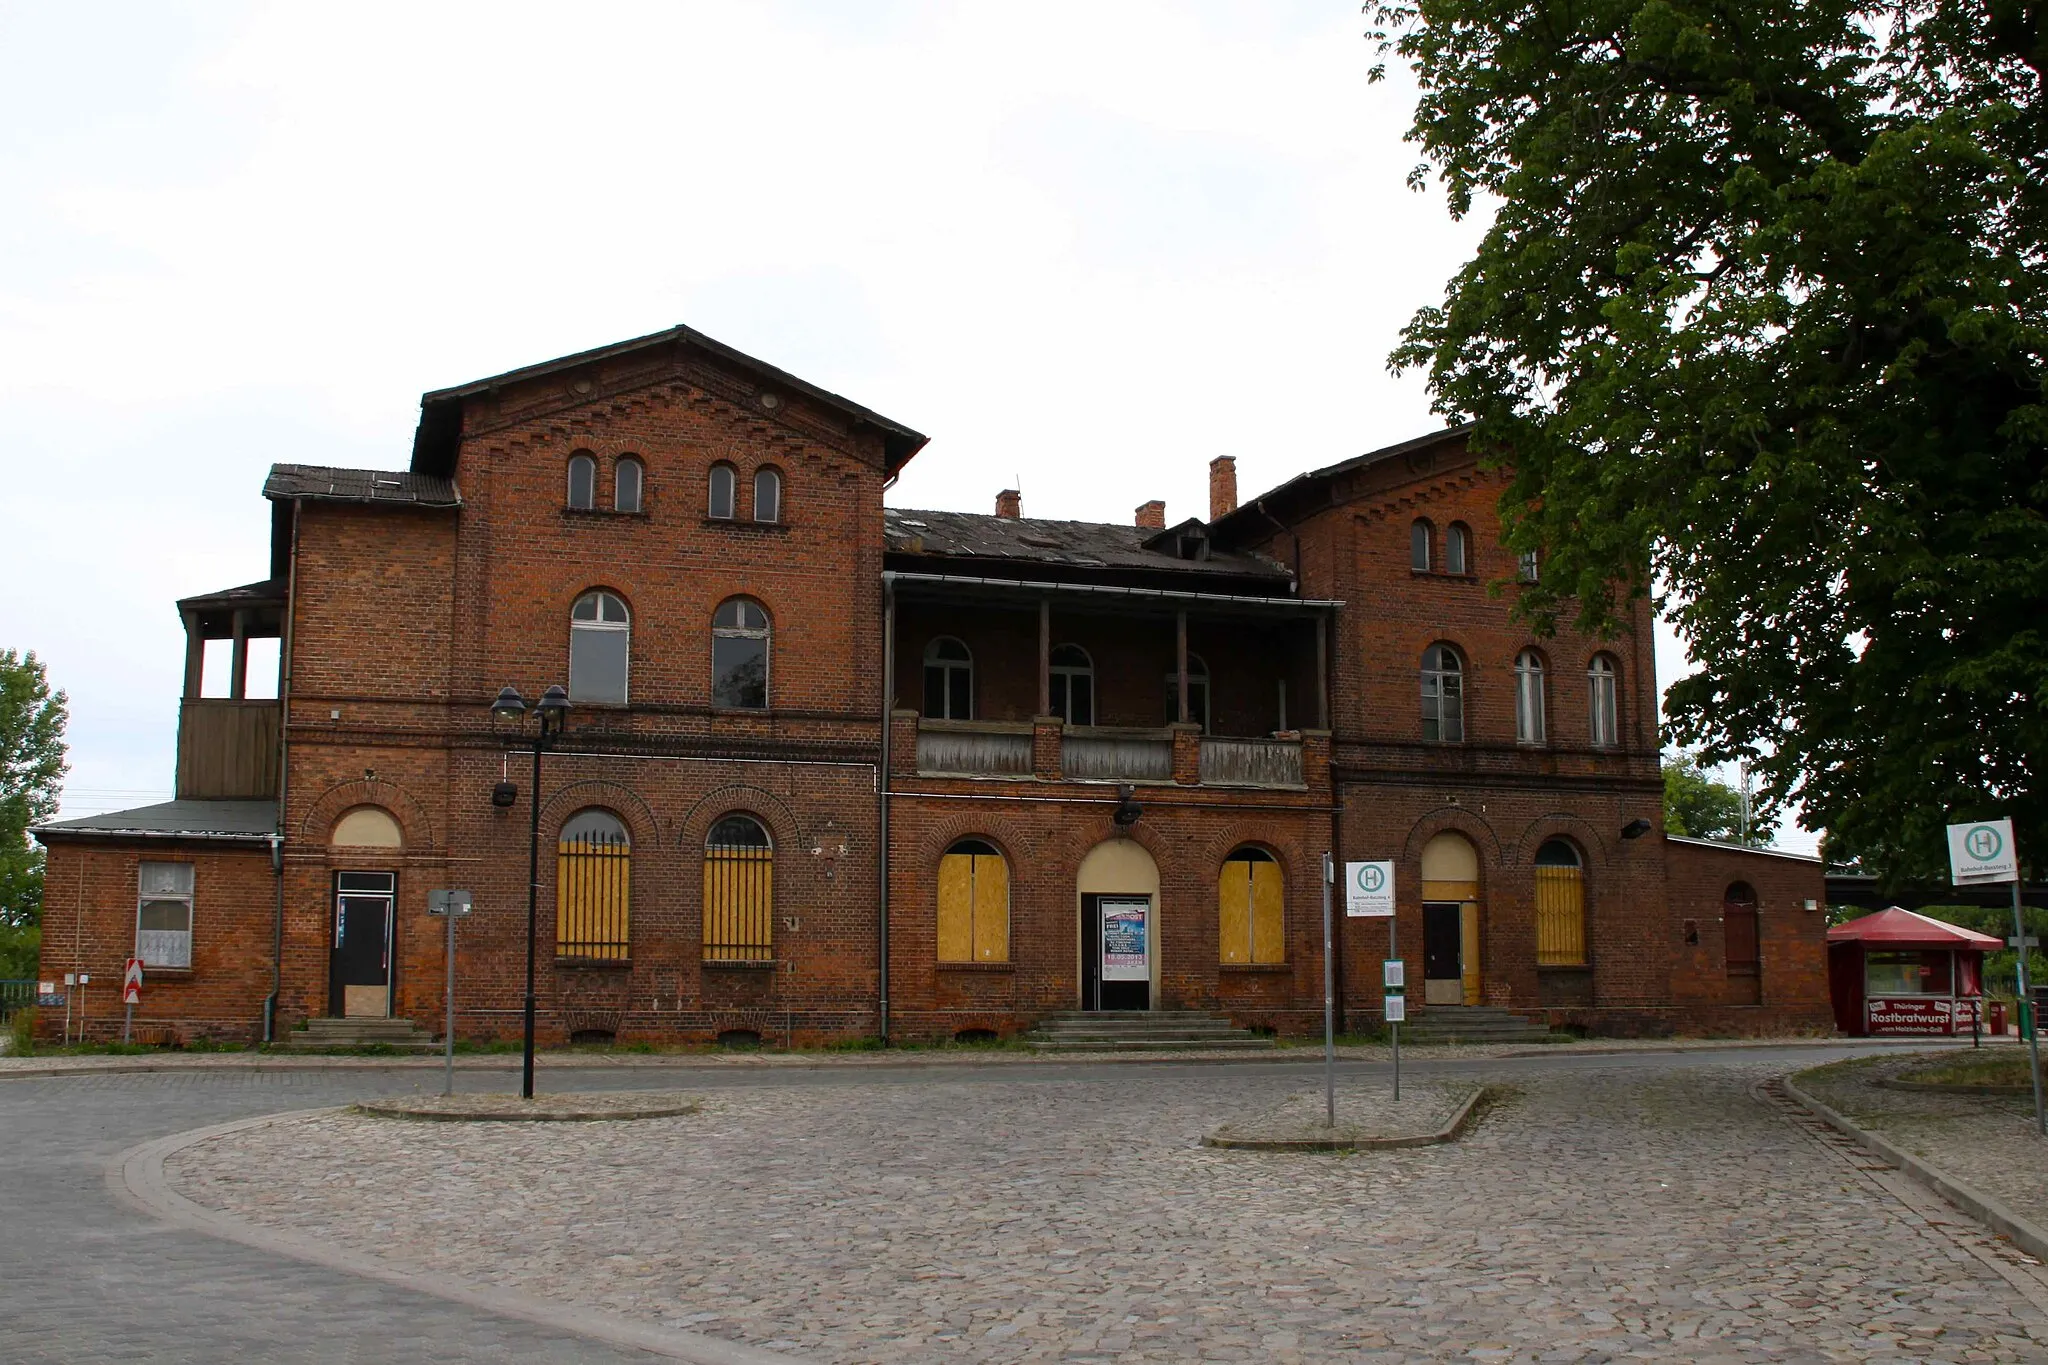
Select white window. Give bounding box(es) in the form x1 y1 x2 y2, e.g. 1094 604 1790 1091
708 464 736 520
1410 520 1433 572
1518 549 1540 583
923 637 973 719
570 591 631 704
1049 644 1094 726
1514 650 1546 745
615 457 643 513
567 453 596 510
136 862 194 969
1164 653 1211 730
753 467 782 523
1445 523 1470 575
1588 654 1620 748
1421 644 1463 743
712 598 771 709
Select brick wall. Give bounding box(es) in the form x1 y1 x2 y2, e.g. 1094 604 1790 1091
1664 837 1833 1032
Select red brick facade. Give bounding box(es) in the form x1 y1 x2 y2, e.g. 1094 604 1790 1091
34 328 1831 1044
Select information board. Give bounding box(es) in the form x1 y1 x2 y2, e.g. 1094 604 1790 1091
1100 898 1150 982
1345 861 1395 918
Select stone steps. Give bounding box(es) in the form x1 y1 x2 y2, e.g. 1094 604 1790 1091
1397 1006 1563 1045
278 1017 440 1051
1024 1011 1276 1053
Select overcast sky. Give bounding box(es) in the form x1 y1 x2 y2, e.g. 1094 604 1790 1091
0 1 1809 852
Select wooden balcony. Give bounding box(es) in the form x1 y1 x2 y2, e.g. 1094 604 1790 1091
915 720 1034 776
1061 728 1174 782
176 699 281 800
1199 736 1305 789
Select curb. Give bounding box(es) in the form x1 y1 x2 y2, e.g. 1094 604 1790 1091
109 1110 807 1365
1203 1084 1490 1151
1782 1074 2048 1264
3 1034 1939 1081
353 1096 701 1122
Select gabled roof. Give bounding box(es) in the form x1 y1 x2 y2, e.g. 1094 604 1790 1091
265 465 461 508
1208 424 1476 543
884 507 1292 584
1827 906 2004 948
409 323 929 479
33 800 278 844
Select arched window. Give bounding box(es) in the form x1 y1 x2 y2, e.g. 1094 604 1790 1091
937 838 1008 963
1420 831 1481 1006
1219 847 1283 965
1588 654 1620 748
557 809 629 961
704 814 773 961
923 637 973 720
753 466 782 523
567 453 596 510
1049 644 1094 726
1421 644 1464 742
1410 519 1434 572
711 598 770 709
614 456 643 513
1724 881 1759 976
1445 522 1471 575
331 806 402 848
708 463 737 520
1163 653 1210 730
569 591 630 704
1533 838 1586 967
1514 650 1547 745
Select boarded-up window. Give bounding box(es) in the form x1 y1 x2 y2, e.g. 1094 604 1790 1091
1533 838 1586 967
1219 848 1284 964
704 814 773 961
557 809 629 961
937 839 1009 963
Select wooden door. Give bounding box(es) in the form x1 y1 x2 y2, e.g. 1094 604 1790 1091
1422 901 1464 1006
1724 882 1761 1005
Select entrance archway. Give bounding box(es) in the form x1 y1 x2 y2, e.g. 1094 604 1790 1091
1077 838 1159 1011
1420 831 1481 1007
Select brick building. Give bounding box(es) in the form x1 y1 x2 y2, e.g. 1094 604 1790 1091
33 325 1831 1044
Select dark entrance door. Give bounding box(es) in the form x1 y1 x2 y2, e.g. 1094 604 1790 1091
1422 901 1463 1006
329 871 396 1018
1080 893 1151 1011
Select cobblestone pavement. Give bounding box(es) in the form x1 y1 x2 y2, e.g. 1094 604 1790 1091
1797 1053 2048 1233
165 1056 2048 1364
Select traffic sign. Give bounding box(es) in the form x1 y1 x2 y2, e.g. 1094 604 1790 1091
1345 861 1395 917
122 957 143 1006
1948 818 2019 885
427 889 474 917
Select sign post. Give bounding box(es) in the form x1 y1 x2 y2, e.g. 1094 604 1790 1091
121 958 143 1045
1947 819 2042 1135
426 889 473 1097
1345 860 1398 1099
1321 854 1336 1127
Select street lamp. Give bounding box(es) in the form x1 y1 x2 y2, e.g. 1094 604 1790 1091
491 683 570 1099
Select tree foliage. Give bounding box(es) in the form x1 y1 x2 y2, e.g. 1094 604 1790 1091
1663 751 1767 844
1372 1 2048 884
1 649 68 936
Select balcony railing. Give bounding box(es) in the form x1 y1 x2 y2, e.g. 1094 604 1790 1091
915 720 1033 777
176 699 281 800
1199 736 1305 789
1062 728 1173 783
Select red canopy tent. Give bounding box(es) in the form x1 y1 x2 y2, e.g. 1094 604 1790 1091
1828 907 2003 1036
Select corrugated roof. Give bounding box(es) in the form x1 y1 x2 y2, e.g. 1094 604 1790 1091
265 464 461 507
884 508 1292 582
1209 424 1476 542
34 800 278 842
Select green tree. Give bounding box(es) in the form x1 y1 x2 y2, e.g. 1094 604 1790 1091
1 650 68 977
1371 2 2048 884
1663 751 1767 844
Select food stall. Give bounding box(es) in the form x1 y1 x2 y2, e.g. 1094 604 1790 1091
1827 906 2001 1036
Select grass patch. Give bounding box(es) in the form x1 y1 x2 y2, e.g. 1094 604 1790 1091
1900 1049 2039 1089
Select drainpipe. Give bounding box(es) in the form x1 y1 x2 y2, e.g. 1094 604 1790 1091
877 574 895 1044
264 499 300 1043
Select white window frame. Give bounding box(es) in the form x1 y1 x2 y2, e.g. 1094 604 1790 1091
753 467 783 523
136 861 194 969
1588 655 1620 749
708 464 737 520
1421 644 1464 743
567 453 596 510
1049 644 1094 727
569 591 631 705
615 456 643 513
923 637 974 720
1514 650 1547 745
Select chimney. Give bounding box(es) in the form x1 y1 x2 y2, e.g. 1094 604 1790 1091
995 488 1021 520
1135 499 1167 530
1209 455 1238 521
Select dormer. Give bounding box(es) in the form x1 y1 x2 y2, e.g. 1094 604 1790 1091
1142 517 1213 562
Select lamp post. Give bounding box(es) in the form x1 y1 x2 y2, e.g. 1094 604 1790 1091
491 683 570 1100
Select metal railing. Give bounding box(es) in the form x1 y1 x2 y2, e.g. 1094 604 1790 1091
704 843 775 962
0 980 33 1022
1198 737 1305 788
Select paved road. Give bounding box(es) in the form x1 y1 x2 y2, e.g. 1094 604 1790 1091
0 1046 2031 1363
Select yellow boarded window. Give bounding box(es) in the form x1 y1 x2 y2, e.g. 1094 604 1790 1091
557 809 629 961
1534 838 1586 967
1219 849 1284 964
704 814 773 961
937 840 1009 963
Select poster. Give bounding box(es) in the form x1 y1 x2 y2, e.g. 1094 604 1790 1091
1100 897 1150 982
